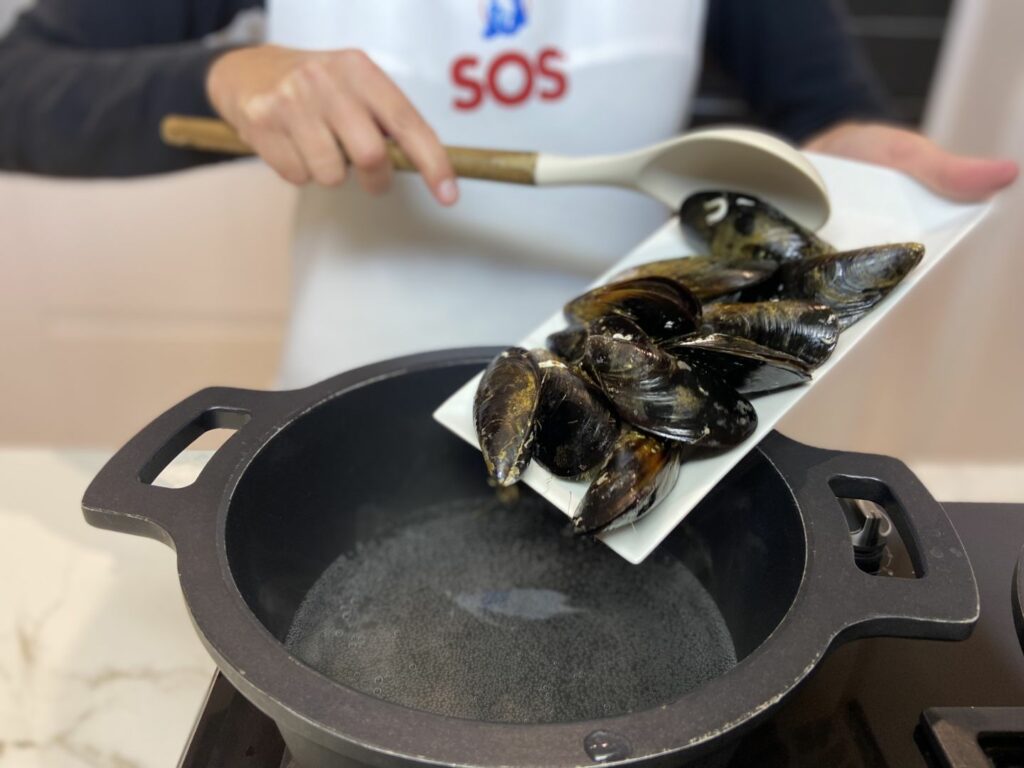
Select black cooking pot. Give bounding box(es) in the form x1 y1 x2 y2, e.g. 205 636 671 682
83 348 978 768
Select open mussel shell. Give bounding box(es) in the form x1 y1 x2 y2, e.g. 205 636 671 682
563 276 702 342
679 191 835 266
701 300 840 369
584 334 757 447
528 349 618 480
611 255 779 302
572 429 682 536
786 242 925 329
473 347 541 487
662 333 812 396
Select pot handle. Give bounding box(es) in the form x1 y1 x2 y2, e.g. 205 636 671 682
82 386 290 550
763 433 979 643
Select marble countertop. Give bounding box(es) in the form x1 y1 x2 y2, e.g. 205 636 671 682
0 450 214 768
1 447 1021 768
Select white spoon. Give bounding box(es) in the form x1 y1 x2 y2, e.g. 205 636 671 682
163 117 830 229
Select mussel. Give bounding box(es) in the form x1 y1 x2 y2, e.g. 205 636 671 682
546 314 650 366
785 243 925 329
611 255 779 302
545 326 588 364
588 313 649 342
701 300 840 369
564 276 701 342
584 334 757 448
679 191 834 265
662 333 812 396
473 347 541 486
473 191 925 541
572 429 682 535
528 350 619 479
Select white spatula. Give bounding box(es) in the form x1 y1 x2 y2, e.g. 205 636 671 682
162 117 830 228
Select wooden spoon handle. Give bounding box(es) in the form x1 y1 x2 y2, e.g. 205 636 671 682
161 115 538 184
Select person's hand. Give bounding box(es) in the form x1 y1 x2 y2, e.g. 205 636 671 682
206 45 458 204
804 121 1018 202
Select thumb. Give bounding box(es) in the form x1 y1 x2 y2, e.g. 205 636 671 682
895 138 1018 203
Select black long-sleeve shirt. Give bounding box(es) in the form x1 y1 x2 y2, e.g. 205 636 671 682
0 0 887 177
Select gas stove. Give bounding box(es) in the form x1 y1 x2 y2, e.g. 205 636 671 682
178 503 1024 768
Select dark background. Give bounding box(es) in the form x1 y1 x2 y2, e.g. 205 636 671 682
693 0 953 130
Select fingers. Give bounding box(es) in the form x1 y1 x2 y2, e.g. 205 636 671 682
306 60 392 196
224 47 456 202
279 70 348 187
240 95 312 185
343 53 458 205
805 122 1018 203
335 105 393 196
912 146 1018 203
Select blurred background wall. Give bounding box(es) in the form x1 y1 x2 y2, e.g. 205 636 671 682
0 166 294 445
0 0 1021 476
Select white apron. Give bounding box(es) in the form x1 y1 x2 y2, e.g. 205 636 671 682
270 0 707 387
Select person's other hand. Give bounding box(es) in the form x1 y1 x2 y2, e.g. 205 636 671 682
207 45 458 204
804 121 1018 202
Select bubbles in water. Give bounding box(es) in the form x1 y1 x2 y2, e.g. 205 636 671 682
584 730 633 763
454 588 581 621
285 495 736 724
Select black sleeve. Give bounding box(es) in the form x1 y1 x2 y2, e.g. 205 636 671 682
705 0 890 142
0 0 262 176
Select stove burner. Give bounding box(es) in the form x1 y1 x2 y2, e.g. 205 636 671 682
918 707 1024 768
178 674 286 768
841 497 893 574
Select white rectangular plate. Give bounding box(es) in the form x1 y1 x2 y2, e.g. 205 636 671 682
434 153 992 564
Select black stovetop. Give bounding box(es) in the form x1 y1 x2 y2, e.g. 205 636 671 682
179 503 1024 768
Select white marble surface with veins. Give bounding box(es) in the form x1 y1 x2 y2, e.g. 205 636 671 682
0 450 215 768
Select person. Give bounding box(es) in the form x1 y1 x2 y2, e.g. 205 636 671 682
0 0 1017 387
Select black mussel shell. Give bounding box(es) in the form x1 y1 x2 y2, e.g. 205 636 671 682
612 255 779 302
584 334 757 447
564 277 702 342
473 347 541 486
546 315 649 366
546 326 588 364
527 349 619 479
662 333 812 396
785 242 925 329
679 191 834 266
588 313 649 341
547 315 652 373
701 300 840 369
573 429 682 535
